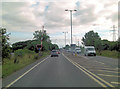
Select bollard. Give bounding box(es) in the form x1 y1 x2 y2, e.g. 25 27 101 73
75 53 77 56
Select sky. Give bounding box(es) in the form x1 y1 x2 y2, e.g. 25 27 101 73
0 0 118 48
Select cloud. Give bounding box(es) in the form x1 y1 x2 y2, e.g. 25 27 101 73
1 0 118 47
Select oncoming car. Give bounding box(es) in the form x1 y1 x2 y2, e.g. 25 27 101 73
84 46 96 56
51 50 59 57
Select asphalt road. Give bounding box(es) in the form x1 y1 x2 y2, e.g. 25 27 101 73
64 51 119 87
3 53 102 87
79 53 118 68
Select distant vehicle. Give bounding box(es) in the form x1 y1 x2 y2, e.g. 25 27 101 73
75 48 81 54
84 46 96 56
57 50 60 54
51 50 59 57
68 48 71 52
70 44 76 53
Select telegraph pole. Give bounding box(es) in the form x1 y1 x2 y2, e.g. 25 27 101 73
111 25 117 41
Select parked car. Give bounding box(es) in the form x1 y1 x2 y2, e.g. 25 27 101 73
51 50 59 57
84 46 96 56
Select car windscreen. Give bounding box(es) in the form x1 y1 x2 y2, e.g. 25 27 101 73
87 48 94 51
76 49 80 50
52 51 56 52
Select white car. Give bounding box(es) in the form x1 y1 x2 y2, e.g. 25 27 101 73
84 46 96 56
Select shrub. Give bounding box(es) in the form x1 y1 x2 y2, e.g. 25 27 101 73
15 49 35 57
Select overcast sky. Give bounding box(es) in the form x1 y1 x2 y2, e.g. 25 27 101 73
1 0 118 47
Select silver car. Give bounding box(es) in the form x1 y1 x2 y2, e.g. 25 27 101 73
51 50 59 57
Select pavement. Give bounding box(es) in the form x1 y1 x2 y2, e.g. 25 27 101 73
2 51 119 88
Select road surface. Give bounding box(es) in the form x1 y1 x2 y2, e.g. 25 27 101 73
3 52 119 88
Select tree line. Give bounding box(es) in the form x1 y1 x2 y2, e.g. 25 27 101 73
0 27 59 61
82 30 120 52
63 30 120 53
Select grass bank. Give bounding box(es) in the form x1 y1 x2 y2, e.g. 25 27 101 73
96 50 119 59
0 65 2 78
2 50 50 78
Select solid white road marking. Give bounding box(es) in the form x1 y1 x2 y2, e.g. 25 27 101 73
98 74 120 77
111 82 120 84
91 70 120 73
95 61 105 64
5 56 50 88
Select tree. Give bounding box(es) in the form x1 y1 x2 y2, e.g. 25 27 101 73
33 30 52 51
118 38 120 52
101 39 110 50
65 45 70 50
12 40 32 51
82 30 102 50
33 30 50 42
0 28 11 60
12 30 58 52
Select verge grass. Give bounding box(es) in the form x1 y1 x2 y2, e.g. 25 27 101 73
0 65 2 78
96 50 119 59
2 51 50 78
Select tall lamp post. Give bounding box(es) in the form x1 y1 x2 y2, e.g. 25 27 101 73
65 9 77 45
63 32 68 47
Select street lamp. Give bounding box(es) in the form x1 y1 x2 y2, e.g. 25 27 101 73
65 9 77 45
63 32 68 47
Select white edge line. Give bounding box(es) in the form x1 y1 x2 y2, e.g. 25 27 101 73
5 56 50 88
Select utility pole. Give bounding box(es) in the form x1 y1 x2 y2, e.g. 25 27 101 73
110 25 117 41
63 32 68 47
78 39 79 47
40 25 44 51
65 9 77 45
73 35 77 44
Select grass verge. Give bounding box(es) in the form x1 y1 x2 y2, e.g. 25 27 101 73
2 51 50 78
96 50 119 59
0 65 2 78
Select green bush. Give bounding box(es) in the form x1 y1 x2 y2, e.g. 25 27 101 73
15 49 35 57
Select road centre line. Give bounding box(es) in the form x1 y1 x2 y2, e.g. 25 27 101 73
62 53 115 88
5 56 50 88
98 74 120 77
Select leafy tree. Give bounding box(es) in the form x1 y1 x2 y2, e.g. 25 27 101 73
12 40 32 51
12 30 58 53
33 30 52 51
101 39 110 50
118 38 120 52
109 41 118 51
82 30 101 50
65 45 70 50
33 30 50 42
51 44 59 50
0 28 11 60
